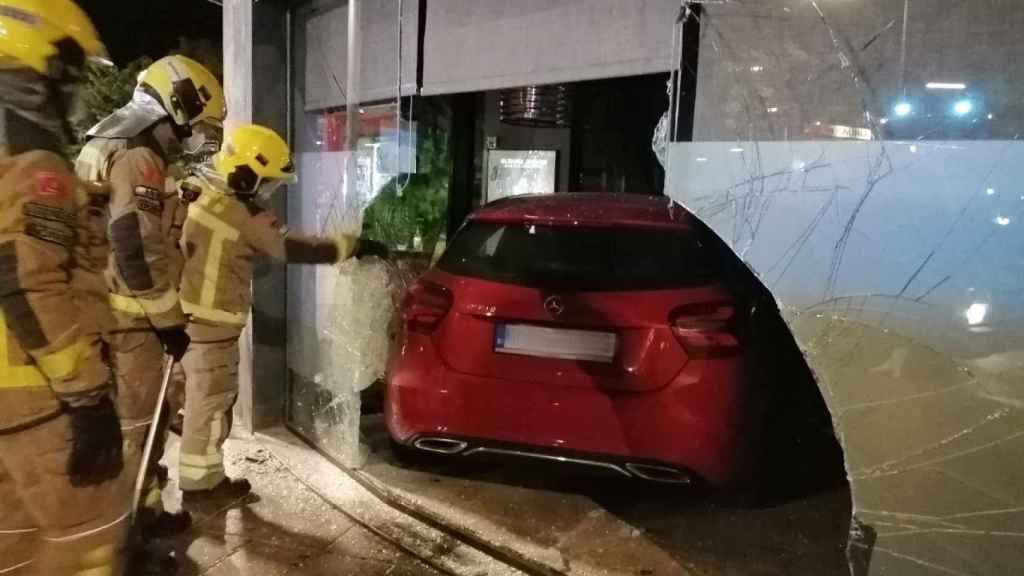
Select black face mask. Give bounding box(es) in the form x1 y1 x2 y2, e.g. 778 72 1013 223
0 68 68 155
125 119 183 165
0 38 87 155
0 36 91 154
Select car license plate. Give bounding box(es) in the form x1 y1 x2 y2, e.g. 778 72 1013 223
494 324 617 363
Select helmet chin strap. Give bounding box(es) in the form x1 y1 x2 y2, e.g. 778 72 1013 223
227 176 283 203
194 164 246 198
181 130 209 155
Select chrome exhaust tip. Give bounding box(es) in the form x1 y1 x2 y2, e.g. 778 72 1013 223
625 463 693 484
413 437 468 455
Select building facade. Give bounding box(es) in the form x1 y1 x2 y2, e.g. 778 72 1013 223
225 1 1024 574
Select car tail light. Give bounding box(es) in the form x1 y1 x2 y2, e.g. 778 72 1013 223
670 301 741 358
402 281 452 333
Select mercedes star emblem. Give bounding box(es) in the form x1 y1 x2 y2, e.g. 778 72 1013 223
544 295 565 317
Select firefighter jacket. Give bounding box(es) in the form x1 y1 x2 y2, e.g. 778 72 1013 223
178 176 356 341
76 136 186 332
166 163 189 283
0 151 113 431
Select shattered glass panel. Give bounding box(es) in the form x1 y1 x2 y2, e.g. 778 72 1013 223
666 1 1024 574
296 257 402 467
287 1 447 468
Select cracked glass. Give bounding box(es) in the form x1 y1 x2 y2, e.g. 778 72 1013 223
666 1 1024 574
286 0 446 467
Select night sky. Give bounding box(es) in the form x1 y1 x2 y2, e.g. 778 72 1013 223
78 0 223 66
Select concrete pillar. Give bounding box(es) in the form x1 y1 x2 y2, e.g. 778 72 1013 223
222 0 291 434
223 0 253 128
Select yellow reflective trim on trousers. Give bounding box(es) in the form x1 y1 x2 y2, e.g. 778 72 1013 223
181 300 246 326
181 411 227 482
0 312 73 388
179 451 224 467
179 462 222 480
144 486 164 511
179 456 223 480
75 544 117 576
108 287 179 317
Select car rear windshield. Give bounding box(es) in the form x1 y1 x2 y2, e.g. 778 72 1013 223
438 221 720 291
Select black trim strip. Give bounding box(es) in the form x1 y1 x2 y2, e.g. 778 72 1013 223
0 242 49 350
110 213 155 291
416 0 427 90
23 202 73 225
25 221 74 247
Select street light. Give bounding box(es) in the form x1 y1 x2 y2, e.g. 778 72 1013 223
953 99 974 117
893 101 913 117
965 302 988 326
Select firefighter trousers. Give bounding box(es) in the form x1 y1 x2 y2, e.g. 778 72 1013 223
178 337 239 492
0 414 130 576
108 330 168 513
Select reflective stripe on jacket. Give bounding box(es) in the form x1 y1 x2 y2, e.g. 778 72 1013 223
76 137 186 331
179 176 345 335
0 152 111 430
0 312 90 389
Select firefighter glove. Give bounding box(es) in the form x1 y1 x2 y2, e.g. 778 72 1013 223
67 397 124 487
157 327 191 362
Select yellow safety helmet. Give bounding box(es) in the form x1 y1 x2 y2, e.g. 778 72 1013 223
138 55 225 129
0 0 108 76
214 124 296 193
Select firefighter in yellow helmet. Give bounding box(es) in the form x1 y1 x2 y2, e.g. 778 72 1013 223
176 124 384 500
0 1 132 575
74 55 225 535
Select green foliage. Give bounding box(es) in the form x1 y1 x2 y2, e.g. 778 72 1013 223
67 57 152 158
362 99 451 252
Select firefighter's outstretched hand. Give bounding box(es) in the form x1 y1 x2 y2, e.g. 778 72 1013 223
67 397 124 487
157 327 191 362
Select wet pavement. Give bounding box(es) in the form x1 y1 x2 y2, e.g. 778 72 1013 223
357 414 852 576
156 418 850 575
159 433 449 575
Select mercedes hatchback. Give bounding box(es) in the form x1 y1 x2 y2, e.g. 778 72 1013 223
385 194 756 486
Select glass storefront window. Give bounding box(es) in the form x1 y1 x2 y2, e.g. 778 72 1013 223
666 2 1024 573
286 1 449 465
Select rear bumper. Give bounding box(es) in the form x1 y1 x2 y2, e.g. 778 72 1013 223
402 434 697 484
385 341 753 485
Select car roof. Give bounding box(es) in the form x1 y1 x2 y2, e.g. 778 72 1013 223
470 193 694 230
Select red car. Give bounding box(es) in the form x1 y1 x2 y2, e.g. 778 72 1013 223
385 193 756 487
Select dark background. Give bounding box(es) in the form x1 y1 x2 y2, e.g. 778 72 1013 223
78 0 223 65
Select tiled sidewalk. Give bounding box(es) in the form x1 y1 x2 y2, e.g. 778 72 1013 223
159 434 443 576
